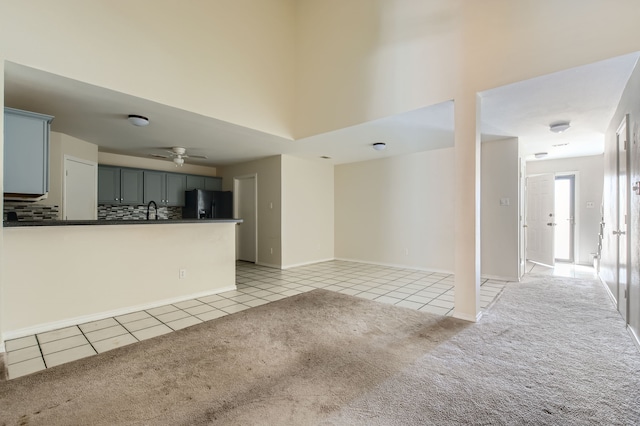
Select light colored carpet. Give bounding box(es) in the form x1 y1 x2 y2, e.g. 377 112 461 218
1 276 639 425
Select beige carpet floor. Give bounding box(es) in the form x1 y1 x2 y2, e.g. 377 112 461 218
1 276 639 425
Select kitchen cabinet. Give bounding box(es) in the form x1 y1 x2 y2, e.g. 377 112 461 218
4 107 54 196
204 176 223 191
98 166 144 204
186 175 222 191
144 171 187 206
186 175 205 191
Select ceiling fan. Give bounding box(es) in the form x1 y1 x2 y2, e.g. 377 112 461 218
150 147 208 167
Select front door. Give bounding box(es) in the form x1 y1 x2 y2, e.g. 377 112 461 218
616 116 629 321
526 173 556 267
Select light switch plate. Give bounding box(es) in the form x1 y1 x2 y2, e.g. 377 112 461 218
500 198 510 206
586 202 595 209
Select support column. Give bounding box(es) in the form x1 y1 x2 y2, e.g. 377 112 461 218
453 92 482 322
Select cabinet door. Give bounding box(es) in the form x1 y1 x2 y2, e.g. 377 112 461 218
98 166 121 203
204 177 223 191
4 110 51 194
186 175 205 191
144 171 166 204
120 169 144 204
166 173 187 206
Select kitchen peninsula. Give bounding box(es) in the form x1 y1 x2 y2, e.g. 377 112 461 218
3 218 242 339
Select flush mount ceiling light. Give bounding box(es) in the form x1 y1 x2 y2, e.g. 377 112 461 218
127 114 149 127
534 152 548 159
372 142 387 151
549 121 570 133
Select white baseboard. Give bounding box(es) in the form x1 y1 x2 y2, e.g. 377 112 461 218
334 257 454 275
628 326 640 353
2 285 237 342
281 258 335 270
453 310 483 323
255 261 282 269
481 274 518 282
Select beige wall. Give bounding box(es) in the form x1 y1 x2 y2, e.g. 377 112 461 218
527 155 604 266
335 149 455 272
99 152 218 176
281 155 334 268
219 156 282 268
2 222 237 337
1 0 295 139
295 0 640 139
481 138 520 280
603 59 640 342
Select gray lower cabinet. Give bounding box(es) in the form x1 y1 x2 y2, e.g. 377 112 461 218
4 107 54 195
98 166 143 204
144 171 187 206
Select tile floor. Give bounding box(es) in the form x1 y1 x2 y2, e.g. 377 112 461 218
4 260 509 380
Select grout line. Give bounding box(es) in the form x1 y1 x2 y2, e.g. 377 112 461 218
34 334 47 369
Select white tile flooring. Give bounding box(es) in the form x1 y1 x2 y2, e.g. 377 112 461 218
4 260 510 380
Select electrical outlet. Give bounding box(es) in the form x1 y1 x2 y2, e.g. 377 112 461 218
179 269 187 279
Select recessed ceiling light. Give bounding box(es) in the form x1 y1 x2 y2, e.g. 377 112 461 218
372 142 386 151
534 152 548 159
128 114 149 127
549 122 570 133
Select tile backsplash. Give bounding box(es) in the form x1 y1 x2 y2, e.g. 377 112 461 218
3 203 59 221
98 204 183 220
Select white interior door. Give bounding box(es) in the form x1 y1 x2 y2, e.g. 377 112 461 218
235 175 257 262
526 173 556 267
64 156 97 220
616 116 629 320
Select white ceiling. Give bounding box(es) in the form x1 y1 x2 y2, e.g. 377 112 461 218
4 52 639 167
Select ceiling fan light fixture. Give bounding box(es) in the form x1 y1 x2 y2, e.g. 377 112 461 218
173 157 184 167
372 142 387 151
128 114 149 127
549 121 570 133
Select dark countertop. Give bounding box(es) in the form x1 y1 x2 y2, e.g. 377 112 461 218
4 218 243 227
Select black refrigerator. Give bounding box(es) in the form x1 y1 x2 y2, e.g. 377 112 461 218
183 189 233 219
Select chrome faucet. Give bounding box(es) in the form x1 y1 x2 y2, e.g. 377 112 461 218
146 200 158 220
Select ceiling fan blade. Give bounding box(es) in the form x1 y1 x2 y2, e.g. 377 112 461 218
189 155 208 159
150 154 170 159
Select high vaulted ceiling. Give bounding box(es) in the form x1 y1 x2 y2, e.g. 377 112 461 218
4 51 638 167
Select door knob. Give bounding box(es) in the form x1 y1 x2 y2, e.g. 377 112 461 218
546 222 556 226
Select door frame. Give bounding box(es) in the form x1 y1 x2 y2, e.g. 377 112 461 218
616 114 631 322
233 174 258 263
63 155 98 220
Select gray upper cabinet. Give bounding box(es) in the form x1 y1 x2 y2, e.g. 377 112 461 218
98 166 143 204
98 166 120 203
4 107 54 195
120 169 144 204
143 171 166 205
100 166 220 207
205 176 223 191
186 175 205 191
144 171 187 206
166 174 187 206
